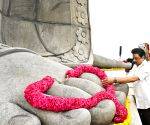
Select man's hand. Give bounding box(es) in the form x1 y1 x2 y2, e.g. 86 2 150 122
101 77 115 86
102 76 139 85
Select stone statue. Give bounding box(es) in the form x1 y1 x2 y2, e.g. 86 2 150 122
0 44 128 125
0 0 92 66
0 0 131 68
0 0 131 124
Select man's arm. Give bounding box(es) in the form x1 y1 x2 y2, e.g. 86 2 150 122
102 76 139 85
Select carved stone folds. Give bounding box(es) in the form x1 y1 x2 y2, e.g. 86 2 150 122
0 0 92 65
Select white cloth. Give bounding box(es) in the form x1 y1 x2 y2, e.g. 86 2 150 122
128 60 150 109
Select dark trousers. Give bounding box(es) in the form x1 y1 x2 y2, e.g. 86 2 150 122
138 108 150 125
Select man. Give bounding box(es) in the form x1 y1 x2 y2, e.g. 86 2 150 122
102 48 150 125
138 43 150 61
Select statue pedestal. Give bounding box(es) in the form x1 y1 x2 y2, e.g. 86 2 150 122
128 95 142 125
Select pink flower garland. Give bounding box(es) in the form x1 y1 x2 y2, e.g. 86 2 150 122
24 65 127 123
66 65 127 122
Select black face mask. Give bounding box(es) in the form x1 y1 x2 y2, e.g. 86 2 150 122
125 58 135 70
131 61 135 67
131 60 135 64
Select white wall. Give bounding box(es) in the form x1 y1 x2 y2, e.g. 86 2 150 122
89 0 150 60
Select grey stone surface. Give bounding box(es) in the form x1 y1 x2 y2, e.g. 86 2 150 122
115 91 126 105
1 16 46 53
0 45 119 125
64 78 105 95
1 16 80 55
63 78 116 125
63 73 127 124
79 72 127 104
90 100 115 125
114 83 129 96
0 0 92 65
36 0 71 23
3 0 37 20
47 82 91 98
0 102 41 125
0 0 133 68
0 0 130 124
94 54 132 69
0 46 92 125
80 73 103 87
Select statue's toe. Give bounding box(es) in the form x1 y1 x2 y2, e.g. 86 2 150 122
62 108 91 125
9 115 41 125
90 100 116 125
0 102 41 125
116 91 126 105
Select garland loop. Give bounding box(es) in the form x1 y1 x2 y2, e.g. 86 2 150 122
24 65 127 123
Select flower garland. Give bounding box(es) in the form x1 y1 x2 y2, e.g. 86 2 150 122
114 98 131 125
66 65 127 123
24 65 127 123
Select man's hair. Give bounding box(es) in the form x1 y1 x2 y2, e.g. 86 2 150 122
131 48 146 58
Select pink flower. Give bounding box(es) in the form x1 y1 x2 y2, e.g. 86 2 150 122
24 65 127 123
